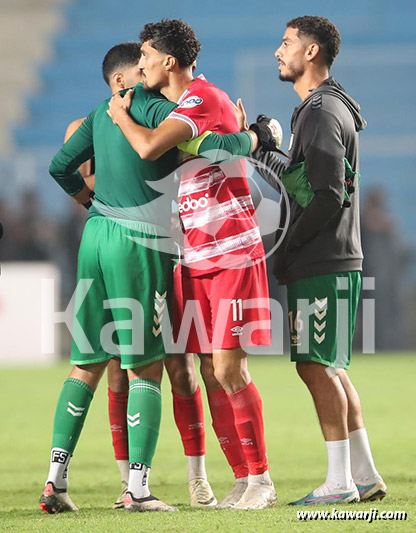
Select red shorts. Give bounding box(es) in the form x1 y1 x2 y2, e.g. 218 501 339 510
173 261 271 353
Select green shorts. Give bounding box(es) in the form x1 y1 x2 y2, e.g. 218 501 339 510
70 216 173 369
286 272 361 369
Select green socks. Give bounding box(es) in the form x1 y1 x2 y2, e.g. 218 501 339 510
127 378 162 498
52 378 94 452
46 378 94 490
45 376 161 497
127 378 161 464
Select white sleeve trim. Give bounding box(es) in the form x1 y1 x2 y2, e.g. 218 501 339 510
166 112 199 139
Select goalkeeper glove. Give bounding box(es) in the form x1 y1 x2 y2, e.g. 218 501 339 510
250 114 283 152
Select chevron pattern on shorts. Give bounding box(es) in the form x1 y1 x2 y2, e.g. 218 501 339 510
153 289 167 337
314 297 328 344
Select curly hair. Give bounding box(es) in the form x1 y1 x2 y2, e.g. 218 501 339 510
287 16 341 68
139 19 201 68
102 42 142 85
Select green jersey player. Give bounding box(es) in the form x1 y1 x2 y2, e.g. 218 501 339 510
40 48 180 513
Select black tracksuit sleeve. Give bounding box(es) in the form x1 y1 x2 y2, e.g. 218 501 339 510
285 108 346 250
251 146 286 192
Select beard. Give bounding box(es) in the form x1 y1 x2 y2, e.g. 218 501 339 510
278 61 304 83
279 72 295 82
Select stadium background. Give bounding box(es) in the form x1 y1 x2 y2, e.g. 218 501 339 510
0 0 415 357
0 1 415 529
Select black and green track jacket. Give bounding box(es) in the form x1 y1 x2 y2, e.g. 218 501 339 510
253 77 367 285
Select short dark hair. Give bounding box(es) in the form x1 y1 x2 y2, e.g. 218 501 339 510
139 19 201 68
286 16 341 68
101 42 142 85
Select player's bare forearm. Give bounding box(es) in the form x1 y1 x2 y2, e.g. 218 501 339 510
110 111 191 161
72 185 93 206
84 174 95 191
247 130 258 151
107 106 148 153
108 91 192 160
107 92 158 158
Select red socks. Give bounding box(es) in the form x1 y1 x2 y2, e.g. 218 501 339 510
174 385 267 478
172 385 205 456
207 388 249 479
229 381 268 475
108 387 128 460
108 380 268 477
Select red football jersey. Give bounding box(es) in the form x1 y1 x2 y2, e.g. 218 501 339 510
167 75 265 275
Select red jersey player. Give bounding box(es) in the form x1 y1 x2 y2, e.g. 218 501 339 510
108 19 276 510
172 74 271 352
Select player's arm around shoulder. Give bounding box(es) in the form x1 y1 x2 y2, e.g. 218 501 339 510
178 130 254 160
108 88 192 161
177 97 258 160
140 117 193 160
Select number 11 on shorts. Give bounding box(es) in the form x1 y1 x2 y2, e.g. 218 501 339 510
231 298 243 321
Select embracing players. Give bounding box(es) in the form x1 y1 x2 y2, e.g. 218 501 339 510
108 19 276 510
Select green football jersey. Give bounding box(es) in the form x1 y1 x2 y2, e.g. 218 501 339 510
49 83 177 229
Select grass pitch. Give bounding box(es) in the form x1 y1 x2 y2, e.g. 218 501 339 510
0 353 415 532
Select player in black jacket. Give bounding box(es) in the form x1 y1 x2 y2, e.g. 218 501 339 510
253 16 386 505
